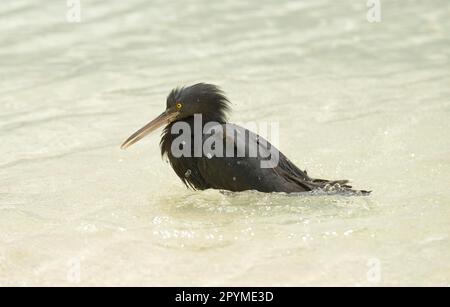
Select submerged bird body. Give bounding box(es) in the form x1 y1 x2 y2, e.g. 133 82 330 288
122 83 369 195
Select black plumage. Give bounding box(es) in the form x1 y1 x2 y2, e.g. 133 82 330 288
121 83 369 195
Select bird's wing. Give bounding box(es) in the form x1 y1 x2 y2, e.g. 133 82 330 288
196 123 314 192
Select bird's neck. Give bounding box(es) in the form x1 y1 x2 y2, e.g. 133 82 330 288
160 114 227 159
194 112 228 125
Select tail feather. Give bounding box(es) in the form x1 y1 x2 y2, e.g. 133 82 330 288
308 178 371 195
276 155 370 195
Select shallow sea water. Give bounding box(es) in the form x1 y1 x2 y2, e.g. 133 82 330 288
0 0 449 286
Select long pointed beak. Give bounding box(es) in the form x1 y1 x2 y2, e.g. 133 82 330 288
121 110 179 149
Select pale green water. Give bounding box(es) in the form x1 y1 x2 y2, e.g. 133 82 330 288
0 0 449 286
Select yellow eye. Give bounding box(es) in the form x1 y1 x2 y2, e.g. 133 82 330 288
176 103 182 109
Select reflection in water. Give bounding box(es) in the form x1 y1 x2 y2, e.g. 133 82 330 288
154 190 376 251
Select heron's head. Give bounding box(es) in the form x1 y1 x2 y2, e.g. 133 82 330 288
121 83 230 149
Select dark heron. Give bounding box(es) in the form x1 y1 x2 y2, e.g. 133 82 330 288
121 83 369 195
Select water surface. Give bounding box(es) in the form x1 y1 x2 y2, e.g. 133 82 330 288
0 0 449 286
